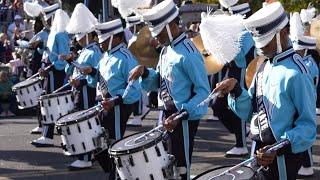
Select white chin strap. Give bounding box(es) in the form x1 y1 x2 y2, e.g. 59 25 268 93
165 24 173 42
108 35 114 51
133 25 137 35
86 34 89 46
276 32 282 54
304 49 308 57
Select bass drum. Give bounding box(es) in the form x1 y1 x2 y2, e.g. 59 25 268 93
129 26 159 68
193 165 257 180
191 35 224 74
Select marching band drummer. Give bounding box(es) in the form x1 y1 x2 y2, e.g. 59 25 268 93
129 0 210 179
31 9 71 147
208 0 255 157
124 15 151 127
93 18 141 180
215 2 317 179
62 3 102 170
290 12 319 177
23 2 60 134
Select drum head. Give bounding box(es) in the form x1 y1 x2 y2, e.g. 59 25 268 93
109 131 163 156
12 78 40 90
39 90 73 100
193 165 255 180
56 108 99 126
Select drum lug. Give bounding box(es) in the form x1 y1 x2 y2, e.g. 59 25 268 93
143 150 149 163
60 143 68 152
129 155 135 166
56 127 62 135
155 145 161 157
116 157 123 168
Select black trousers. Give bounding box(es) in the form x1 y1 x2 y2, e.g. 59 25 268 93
301 148 313 168
96 102 135 179
255 141 302 180
210 65 246 147
167 118 199 180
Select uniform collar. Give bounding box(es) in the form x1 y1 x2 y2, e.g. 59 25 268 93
109 43 127 54
171 33 187 47
271 47 295 65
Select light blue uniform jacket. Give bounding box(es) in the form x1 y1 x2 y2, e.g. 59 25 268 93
141 33 210 120
65 42 102 88
228 48 317 154
47 31 70 70
97 43 141 104
303 54 319 88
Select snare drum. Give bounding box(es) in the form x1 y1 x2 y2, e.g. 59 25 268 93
109 131 172 180
193 165 256 180
12 78 42 109
56 108 104 156
39 90 75 125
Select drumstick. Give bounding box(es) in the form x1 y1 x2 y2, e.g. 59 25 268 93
197 90 221 107
44 48 87 71
27 64 54 80
133 125 164 143
53 74 83 93
210 139 290 179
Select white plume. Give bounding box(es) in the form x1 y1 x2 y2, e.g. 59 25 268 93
66 3 98 34
300 7 316 23
290 12 304 39
199 13 244 65
23 1 43 17
50 9 70 33
114 0 153 17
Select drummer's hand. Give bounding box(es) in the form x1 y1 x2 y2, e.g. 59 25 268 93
81 67 92 75
59 54 67 60
69 78 80 88
256 146 277 167
38 68 46 77
214 78 238 97
101 98 115 111
129 65 145 82
163 113 180 132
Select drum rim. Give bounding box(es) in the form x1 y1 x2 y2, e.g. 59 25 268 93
55 109 100 126
108 131 163 156
39 90 73 100
193 165 255 179
12 78 41 90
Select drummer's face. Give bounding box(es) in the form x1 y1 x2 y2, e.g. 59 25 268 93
260 37 277 59
156 29 170 46
0 72 8 82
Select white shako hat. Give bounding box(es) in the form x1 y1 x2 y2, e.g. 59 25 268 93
229 3 251 15
95 19 124 50
66 3 98 41
293 35 317 51
219 0 238 9
290 12 316 51
300 7 316 24
42 3 60 21
125 15 142 29
244 2 288 53
142 0 179 41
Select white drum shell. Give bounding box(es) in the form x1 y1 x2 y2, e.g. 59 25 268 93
58 115 102 156
40 93 74 124
113 140 170 180
13 80 42 109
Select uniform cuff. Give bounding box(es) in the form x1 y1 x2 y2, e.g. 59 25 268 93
141 66 149 79
230 82 242 98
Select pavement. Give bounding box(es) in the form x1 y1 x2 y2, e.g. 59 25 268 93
0 110 319 180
